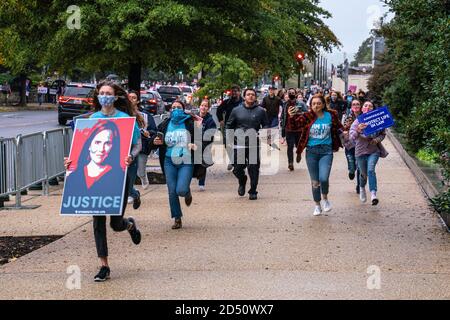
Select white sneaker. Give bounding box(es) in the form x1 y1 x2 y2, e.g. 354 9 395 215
313 205 322 216
141 176 149 190
199 185 205 192
127 196 134 204
360 187 367 203
371 191 379 206
322 200 332 212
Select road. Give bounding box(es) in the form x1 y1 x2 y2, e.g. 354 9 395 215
0 110 63 138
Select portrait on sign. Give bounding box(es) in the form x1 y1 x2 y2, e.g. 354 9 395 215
60 117 135 216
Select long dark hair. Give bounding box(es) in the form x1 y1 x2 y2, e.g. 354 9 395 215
127 90 146 129
77 120 122 170
93 80 132 115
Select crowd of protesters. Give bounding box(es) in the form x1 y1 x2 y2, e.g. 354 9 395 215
62 79 388 282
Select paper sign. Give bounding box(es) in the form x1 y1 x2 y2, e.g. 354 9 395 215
357 106 394 136
61 117 135 216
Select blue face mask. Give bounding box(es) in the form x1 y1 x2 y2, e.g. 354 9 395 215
170 108 190 125
98 95 116 107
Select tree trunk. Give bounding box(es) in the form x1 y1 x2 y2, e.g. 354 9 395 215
128 60 142 97
19 73 27 107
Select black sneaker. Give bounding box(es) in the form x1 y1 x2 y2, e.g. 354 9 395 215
172 218 182 230
349 172 355 180
249 193 258 200
185 193 192 207
128 217 141 245
133 191 141 210
94 266 110 282
238 176 248 197
356 185 360 194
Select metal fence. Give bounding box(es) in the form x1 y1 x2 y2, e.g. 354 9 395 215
0 138 17 197
0 127 72 208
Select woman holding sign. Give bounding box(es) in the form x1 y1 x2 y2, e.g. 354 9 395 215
64 81 142 282
350 101 386 206
288 94 343 216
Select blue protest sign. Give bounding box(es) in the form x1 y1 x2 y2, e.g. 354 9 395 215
357 106 394 136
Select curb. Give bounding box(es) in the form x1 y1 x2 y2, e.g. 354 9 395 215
387 130 449 231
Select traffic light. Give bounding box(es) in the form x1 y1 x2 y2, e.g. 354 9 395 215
295 52 305 63
337 64 344 79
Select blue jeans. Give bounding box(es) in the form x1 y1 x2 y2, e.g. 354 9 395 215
127 160 139 198
345 147 356 174
305 145 334 203
345 147 360 189
164 157 194 219
357 153 379 192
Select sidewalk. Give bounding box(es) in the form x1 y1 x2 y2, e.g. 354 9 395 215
0 103 57 112
0 138 449 299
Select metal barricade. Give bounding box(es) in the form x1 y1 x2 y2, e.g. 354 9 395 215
0 137 17 197
1 127 73 209
43 128 67 195
15 133 45 206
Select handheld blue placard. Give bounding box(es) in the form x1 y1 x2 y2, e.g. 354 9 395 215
357 106 394 136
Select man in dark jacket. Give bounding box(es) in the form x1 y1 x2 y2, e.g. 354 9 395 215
226 88 268 200
217 85 243 170
261 86 282 149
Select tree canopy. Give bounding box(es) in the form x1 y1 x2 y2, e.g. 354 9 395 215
0 0 340 94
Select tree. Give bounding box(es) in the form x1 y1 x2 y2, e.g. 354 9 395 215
0 1 53 106
192 53 255 98
42 0 339 91
351 37 373 67
1 1 340 98
369 0 450 213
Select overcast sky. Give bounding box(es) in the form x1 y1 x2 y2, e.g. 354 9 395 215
319 0 393 66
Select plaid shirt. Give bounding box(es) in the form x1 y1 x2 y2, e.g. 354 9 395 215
288 109 344 154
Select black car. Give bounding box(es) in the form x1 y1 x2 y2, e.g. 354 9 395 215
57 83 95 125
157 86 184 110
140 91 165 115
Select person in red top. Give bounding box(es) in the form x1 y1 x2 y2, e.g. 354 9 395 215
288 94 344 216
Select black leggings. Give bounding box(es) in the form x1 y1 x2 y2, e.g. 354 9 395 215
93 179 130 258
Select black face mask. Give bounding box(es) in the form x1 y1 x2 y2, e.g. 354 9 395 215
289 94 296 100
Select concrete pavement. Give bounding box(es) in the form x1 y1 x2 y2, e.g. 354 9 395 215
0 137 449 299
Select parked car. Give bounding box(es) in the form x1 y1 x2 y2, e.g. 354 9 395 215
157 86 184 110
179 86 195 105
140 91 165 115
57 83 95 125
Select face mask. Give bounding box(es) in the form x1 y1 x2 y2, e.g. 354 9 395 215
98 95 116 107
289 94 296 100
170 108 190 124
